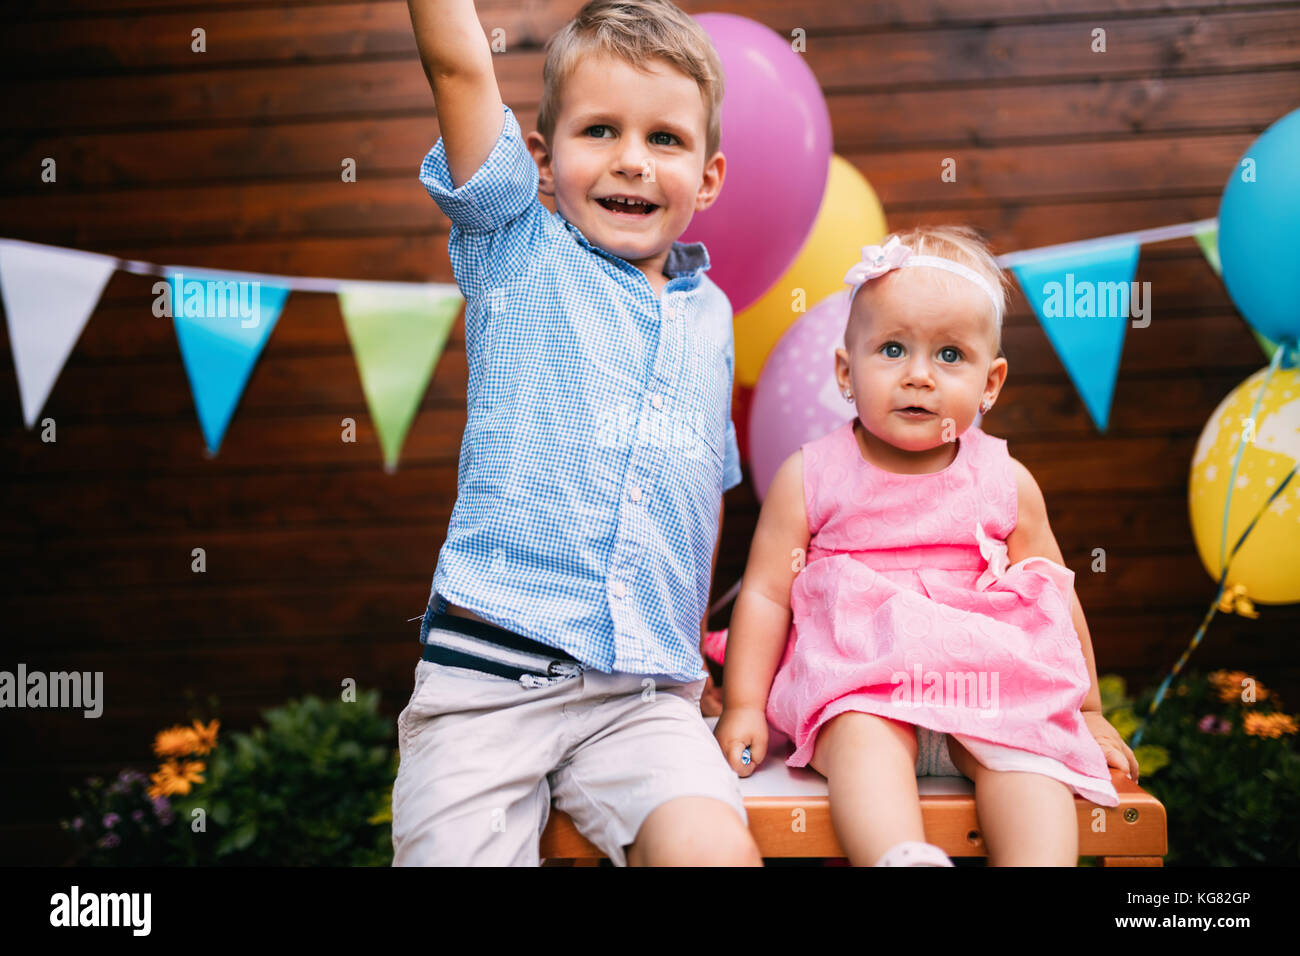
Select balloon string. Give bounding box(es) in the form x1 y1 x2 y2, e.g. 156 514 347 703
1216 343 1287 581
1131 433 1298 747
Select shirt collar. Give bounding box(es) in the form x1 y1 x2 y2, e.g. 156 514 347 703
561 216 711 278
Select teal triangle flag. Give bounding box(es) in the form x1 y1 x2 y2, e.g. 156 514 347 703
170 270 290 455
1011 242 1140 432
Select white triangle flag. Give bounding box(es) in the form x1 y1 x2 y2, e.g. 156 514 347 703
0 239 118 428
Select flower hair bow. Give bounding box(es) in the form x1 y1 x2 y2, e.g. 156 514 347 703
844 236 913 292
843 234 1003 313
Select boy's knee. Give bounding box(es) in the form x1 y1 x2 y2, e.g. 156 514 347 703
627 796 760 866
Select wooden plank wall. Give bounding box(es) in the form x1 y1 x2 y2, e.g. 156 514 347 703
2 0 1297 863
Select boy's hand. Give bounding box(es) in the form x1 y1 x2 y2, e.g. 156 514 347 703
714 706 768 778
699 671 723 717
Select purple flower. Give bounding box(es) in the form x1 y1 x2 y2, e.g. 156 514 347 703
155 802 175 826
1197 714 1231 735
131 809 144 823
102 813 120 829
97 832 120 849
71 817 84 832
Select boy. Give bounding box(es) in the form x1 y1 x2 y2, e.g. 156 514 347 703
392 0 762 866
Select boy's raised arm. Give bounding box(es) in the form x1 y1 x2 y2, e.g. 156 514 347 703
407 0 505 188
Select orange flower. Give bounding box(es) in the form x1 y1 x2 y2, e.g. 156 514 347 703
146 758 207 798
189 719 220 755
154 718 220 757
148 759 186 798
153 725 201 758
1243 712 1297 739
1209 670 1267 704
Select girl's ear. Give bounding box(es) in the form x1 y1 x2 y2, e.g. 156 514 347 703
834 347 853 394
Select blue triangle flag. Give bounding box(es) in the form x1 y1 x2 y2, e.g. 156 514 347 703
1011 242 1141 432
170 271 290 455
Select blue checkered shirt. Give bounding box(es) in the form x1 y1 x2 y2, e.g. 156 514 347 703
418 103 742 682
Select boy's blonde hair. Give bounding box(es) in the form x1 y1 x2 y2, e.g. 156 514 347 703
847 225 1010 359
537 0 726 161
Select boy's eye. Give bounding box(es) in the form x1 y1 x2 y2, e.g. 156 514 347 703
585 126 678 146
882 342 903 358
940 346 962 363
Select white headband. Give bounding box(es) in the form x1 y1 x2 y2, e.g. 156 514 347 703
844 236 1001 314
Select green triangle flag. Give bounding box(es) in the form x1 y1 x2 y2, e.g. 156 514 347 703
1193 225 1221 277
1194 225 1290 367
337 282 461 471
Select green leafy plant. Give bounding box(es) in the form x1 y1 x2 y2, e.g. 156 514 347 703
1101 670 1300 866
167 691 397 866
61 692 398 865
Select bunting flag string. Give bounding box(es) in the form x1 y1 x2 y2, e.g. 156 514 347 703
0 237 463 469
3 213 1292 469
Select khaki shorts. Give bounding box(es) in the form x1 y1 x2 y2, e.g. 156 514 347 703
391 659 747 866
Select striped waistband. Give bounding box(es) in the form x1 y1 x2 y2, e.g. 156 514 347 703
421 611 582 688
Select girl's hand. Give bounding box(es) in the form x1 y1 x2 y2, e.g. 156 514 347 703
1084 711 1139 783
713 706 769 778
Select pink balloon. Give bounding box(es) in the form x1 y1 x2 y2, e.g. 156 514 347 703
685 13 832 313
748 290 855 500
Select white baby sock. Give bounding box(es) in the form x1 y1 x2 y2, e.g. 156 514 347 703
874 840 955 866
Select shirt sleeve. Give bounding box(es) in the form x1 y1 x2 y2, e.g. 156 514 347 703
723 419 743 492
417 103 541 299
720 294 743 492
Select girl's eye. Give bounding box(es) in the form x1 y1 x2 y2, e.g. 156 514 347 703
940 346 962 363
587 125 612 138
650 132 678 146
882 342 903 358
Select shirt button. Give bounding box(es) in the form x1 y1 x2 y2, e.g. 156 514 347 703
612 580 626 599
628 486 642 503
651 394 664 409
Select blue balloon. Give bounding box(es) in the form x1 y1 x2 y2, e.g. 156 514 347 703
1218 108 1300 346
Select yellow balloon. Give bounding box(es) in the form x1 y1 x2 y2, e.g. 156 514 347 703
734 155 887 386
1189 366 1300 604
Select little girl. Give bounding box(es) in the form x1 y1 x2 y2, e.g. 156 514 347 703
713 225 1139 867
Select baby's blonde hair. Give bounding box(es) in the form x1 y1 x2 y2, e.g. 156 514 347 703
537 0 726 161
847 225 1010 359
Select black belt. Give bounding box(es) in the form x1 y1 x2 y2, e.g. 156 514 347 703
421 609 582 685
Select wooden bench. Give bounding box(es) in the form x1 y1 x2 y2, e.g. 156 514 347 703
540 718 1166 865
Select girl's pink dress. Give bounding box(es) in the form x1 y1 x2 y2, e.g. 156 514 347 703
765 419 1119 806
